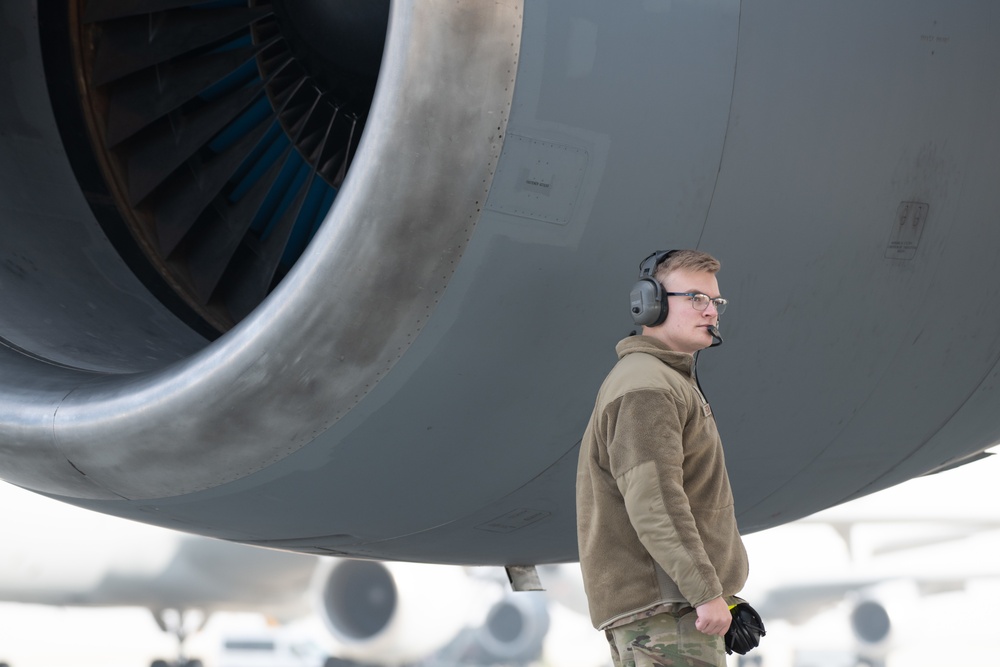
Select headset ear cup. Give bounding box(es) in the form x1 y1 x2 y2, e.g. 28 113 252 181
629 277 668 326
654 280 668 325
631 249 676 327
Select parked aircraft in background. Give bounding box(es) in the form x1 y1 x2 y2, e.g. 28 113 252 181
4 450 999 667
734 448 1000 667
0 483 557 667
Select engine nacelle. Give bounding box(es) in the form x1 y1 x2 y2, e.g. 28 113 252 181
850 599 891 645
312 559 479 666
468 591 550 664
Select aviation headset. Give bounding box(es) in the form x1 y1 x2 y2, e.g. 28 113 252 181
629 249 677 326
724 600 766 655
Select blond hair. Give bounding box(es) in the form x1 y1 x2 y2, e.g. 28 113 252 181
654 249 720 285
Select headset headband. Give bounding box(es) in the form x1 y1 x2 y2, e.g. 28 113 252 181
637 250 675 280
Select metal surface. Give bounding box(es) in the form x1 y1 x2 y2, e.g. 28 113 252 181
77 0 380 330
0 0 520 499
3 0 1000 567
91 7 272 85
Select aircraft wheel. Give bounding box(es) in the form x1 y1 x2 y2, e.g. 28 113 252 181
324 658 363 667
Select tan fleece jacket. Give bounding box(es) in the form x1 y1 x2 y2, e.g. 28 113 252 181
576 335 748 629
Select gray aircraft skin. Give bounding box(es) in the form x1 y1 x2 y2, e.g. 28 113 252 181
2 0 999 566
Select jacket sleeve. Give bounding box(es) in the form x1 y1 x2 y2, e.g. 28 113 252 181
606 389 723 607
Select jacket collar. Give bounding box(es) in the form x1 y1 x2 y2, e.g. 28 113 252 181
615 335 694 377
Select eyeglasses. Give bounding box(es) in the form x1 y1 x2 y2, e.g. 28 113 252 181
664 292 728 314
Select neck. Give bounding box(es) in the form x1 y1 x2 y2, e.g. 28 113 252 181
639 328 696 355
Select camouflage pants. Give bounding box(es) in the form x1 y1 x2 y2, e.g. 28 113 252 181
604 609 726 667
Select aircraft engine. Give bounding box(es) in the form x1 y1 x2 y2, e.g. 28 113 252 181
6 0 1000 570
466 591 550 665
849 594 901 667
311 559 478 666
850 599 891 645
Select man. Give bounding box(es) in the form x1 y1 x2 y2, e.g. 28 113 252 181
576 249 748 667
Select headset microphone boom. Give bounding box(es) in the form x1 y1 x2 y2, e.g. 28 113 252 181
708 324 723 348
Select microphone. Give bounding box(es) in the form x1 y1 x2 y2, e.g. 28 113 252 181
707 325 723 348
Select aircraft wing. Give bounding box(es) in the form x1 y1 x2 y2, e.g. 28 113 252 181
4 0 1000 565
0 482 317 614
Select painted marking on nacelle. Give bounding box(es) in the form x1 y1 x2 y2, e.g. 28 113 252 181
487 134 589 226
885 201 928 260
475 507 551 533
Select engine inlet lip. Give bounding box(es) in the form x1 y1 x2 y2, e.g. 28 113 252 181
0 0 522 502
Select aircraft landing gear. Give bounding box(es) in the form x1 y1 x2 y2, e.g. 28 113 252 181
149 608 209 667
